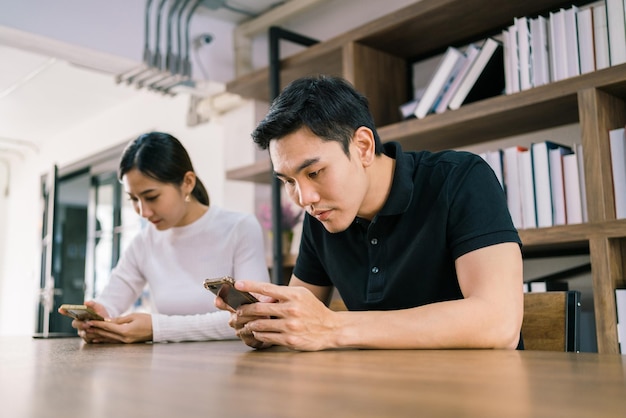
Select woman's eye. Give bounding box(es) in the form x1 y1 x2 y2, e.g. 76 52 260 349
145 196 158 202
308 170 319 179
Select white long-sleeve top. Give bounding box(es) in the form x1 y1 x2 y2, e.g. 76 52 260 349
95 205 270 342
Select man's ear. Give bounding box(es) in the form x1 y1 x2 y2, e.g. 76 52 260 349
352 127 376 167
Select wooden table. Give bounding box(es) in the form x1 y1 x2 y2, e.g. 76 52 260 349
1 337 625 418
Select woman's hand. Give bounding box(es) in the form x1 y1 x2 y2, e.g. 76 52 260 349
83 313 153 344
58 301 111 344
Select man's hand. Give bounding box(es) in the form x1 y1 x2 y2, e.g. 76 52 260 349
221 280 340 351
214 284 273 349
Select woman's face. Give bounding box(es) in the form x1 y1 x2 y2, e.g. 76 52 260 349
122 168 192 230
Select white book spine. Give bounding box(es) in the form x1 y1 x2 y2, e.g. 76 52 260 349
549 9 567 82
502 29 515 95
609 127 626 219
436 44 480 114
503 147 524 229
486 150 504 189
563 152 583 224
531 142 553 228
576 7 596 74
549 147 569 225
606 0 626 65
530 16 551 87
515 17 532 90
414 48 464 119
593 4 611 70
519 149 537 228
508 25 521 94
563 6 581 78
616 289 626 354
575 143 589 222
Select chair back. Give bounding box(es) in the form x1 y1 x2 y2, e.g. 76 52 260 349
522 290 581 352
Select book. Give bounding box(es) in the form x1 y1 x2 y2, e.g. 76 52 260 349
549 145 572 225
549 9 567 82
504 25 520 94
563 151 583 224
606 0 626 65
530 15 551 87
519 147 537 229
413 47 466 119
593 3 611 70
576 6 596 74
480 150 504 189
399 87 425 119
609 126 626 219
528 280 569 292
575 143 589 222
485 149 504 189
435 43 480 114
503 145 527 229
531 141 570 228
448 38 504 111
617 289 626 354
563 6 581 78
515 16 532 90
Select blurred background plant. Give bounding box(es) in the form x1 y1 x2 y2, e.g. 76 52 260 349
257 201 303 232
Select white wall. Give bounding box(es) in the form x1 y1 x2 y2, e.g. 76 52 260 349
250 0 419 69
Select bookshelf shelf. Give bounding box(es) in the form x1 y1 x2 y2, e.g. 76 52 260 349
224 0 626 353
226 64 626 183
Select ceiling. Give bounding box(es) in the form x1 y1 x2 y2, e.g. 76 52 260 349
0 0 290 160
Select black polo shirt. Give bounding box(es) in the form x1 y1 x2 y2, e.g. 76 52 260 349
293 141 521 311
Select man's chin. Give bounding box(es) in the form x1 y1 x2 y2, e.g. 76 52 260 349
320 219 350 234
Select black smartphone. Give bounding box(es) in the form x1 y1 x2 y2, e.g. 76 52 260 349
203 276 258 310
59 304 104 321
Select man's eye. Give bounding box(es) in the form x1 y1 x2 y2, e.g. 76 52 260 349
308 170 320 179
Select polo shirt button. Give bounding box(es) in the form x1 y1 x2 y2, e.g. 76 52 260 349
370 238 378 245
371 266 379 274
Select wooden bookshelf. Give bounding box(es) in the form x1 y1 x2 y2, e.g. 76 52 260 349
225 0 626 353
227 64 626 183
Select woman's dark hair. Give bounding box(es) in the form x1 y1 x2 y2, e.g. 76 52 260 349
252 75 383 155
118 132 210 206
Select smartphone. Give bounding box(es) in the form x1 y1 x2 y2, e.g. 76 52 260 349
59 304 104 321
204 276 258 310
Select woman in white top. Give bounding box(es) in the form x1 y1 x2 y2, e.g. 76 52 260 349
59 132 270 343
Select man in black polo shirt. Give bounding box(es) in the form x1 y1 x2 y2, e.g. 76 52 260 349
216 75 523 351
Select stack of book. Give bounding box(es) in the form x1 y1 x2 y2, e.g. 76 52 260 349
401 37 505 119
479 141 587 230
401 0 626 118
503 0 626 93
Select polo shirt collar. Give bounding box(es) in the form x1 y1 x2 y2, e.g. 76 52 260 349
376 141 414 217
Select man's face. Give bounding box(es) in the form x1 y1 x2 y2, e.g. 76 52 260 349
269 127 369 233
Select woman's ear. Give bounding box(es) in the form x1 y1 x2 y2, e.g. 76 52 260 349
182 171 197 195
352 127 376 167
